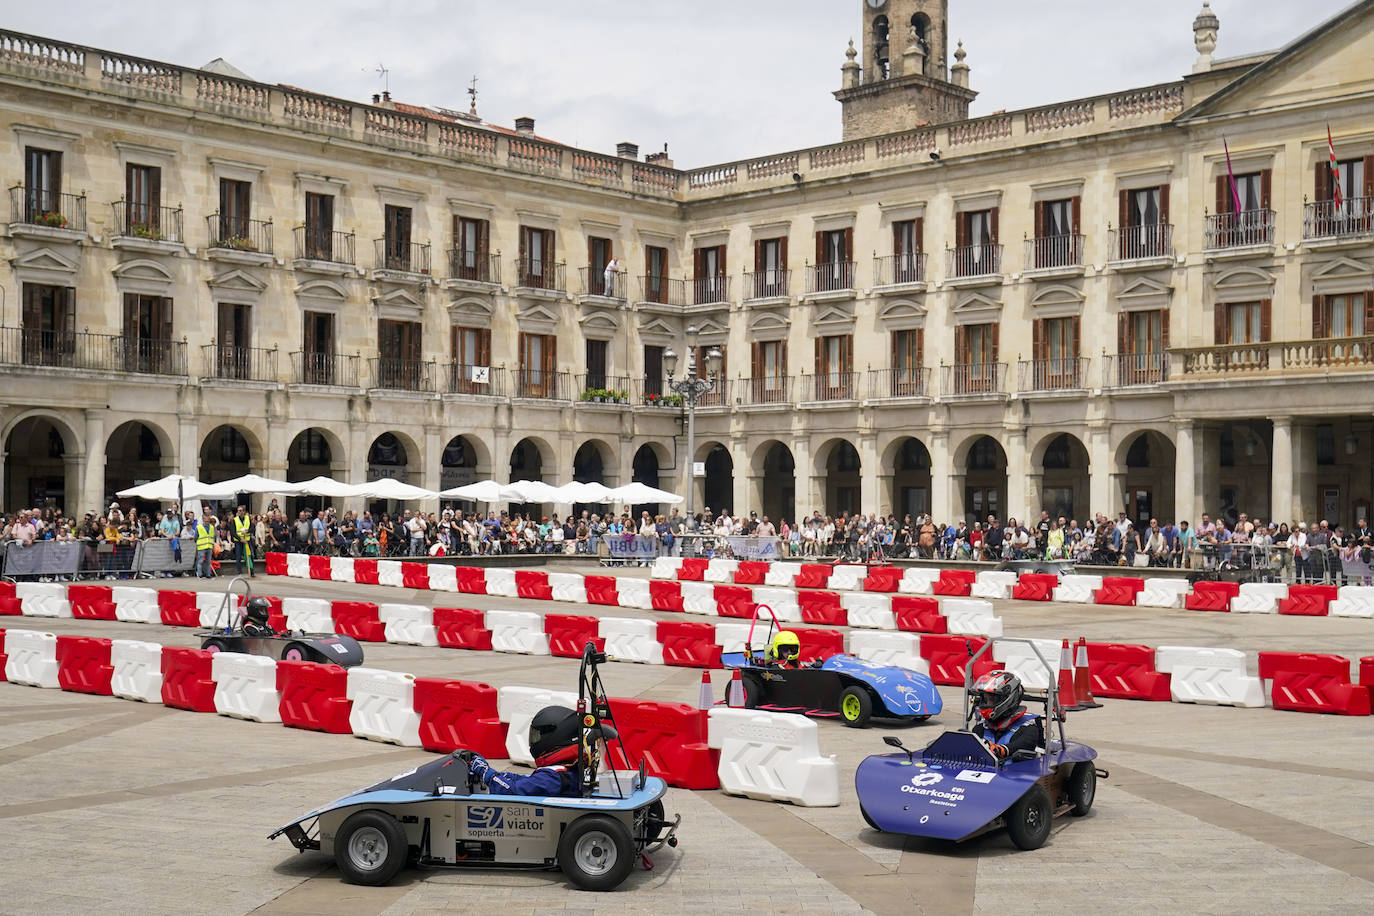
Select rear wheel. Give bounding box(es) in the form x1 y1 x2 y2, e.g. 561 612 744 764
335 810 408 886
202 638 229 654
1005 784 1053 850
638 799 668 844
1067 763 1096 816
558 814 635 891
741 674 761 709
282 642 310 662
839 686 873 728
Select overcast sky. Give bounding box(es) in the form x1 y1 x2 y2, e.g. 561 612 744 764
2 0 1355 166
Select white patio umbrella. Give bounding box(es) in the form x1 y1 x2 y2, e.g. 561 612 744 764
505 479 563 503
353 478 438 501
438 480 519 502
291 476 363 498
213 473 304 495
116 474 241 501
556 481 616 503
607 482 685 504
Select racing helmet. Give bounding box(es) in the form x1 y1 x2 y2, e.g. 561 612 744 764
529 705 581 767
970 669 1024 723
768 630 801 664
243 596 273 627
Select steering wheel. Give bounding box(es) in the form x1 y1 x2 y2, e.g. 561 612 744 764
449 750 480 794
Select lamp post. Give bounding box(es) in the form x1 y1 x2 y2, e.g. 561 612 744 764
663 324 723 522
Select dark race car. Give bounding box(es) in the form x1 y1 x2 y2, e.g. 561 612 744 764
195 577 364 667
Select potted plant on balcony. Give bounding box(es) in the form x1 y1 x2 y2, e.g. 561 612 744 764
580 387 608 403
131 222 163 241
615 389 630 404
35 211 68 229
219 235 258 252
662 393 683 408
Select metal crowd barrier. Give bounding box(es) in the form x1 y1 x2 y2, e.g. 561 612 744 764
0 537 198 581
1181 543 1364 584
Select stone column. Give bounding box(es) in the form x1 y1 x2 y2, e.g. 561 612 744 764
948 473 967 524
1270 416 1293 525
82 410 105 515
424 426 443 515
1174 421 1197 525
1005 430 1028 521
858 436 879 516
929 432 953 523
1088 427 1112 519
1024 473 1044 521
63 456 82 518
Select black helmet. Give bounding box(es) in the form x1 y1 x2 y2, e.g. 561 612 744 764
244 596 272 626
529 705 581 767
970 670 1024 724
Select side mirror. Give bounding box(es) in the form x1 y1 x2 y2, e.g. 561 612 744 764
883 736 906 750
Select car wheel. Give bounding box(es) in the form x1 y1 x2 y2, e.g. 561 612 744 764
1067 763 1096 816
335 810 408 886
558 814 635 891
282 642 310 662
839 686 873 728
741 674 761 709
860 804 881 832
202 638 229 654
1005 784 1053 850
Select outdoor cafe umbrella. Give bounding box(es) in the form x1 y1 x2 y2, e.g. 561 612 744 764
504 480 563 504
291 476 364 498
352 478 438 501
607 482 685 504
438 480 520 502
116 474 241 502
554 481 617 503
213 473 305 495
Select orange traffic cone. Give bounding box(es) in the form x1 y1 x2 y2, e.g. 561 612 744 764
727 668 746 707
698 669 714 709
1074 638 1102 708
1056 638 1080 712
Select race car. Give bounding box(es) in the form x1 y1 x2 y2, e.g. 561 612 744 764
270 643 680 891
196 578 364 667
720 604 942 727
854 637 1106 850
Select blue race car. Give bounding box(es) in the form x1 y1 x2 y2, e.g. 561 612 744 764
854 637 1106 850
720 604 942 728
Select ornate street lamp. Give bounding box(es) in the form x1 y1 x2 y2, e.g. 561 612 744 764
664 324 722 521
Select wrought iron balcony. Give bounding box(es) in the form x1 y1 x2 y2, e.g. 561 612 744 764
690 274 731 306
1205 210 1275 250
577 374 634 403
947 243 1003 279
743 268 791 301
207 213 273 254
739 375 793 406
369 356 435 391
579 267 627 300
9 185 85 232
514 368 570 400
1018 357 1088 391
1110 223 1172 261
293 227 356 264
806 371 858 401
1105 352 1170 387
446 362 503 396
201 344 278 382
0 327 186 375
1303 198 1374 240
291 351 359 387
805 261 856 294
944 362 1006 395
1024 234 1084 270
868 367 930 398
873 253 926 286
373 239 431 274
514 258 566 292
447 250 500 284
694 377 730 408
637 275 686 306
111 200 182 243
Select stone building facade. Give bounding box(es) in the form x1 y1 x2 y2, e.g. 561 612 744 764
3 1 1374 530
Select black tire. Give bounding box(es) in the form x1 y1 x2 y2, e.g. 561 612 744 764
558 814 636 891
861 804 881 832
1067 763 1096 816
335 810 408 886
1005 784 1053 851
282 641 311 663
839 686 873 728
741 674 762 709
201 637 230 654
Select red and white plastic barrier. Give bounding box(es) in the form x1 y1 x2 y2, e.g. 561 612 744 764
111 639 165 702
707 707 839 806
4 629 60 687
347 667 422 745
1155 646 1265 707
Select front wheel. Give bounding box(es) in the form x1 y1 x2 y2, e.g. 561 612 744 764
558 814 635 891
839 686 873 728
282 642 310 663
335 810 408 886
741 674 762 709
1067 763 1096 816
1005 784 1053 850
202 638 229 654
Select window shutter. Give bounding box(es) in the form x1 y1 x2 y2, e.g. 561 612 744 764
1260 299 1272 342
751 340 761 377
754 239 764 271
1259 169 1272 209
814 336 823 375
915 217 924 252
1159 184 1170 225
587 236 596 270
892 222 904 256
305 313 319 356
148 166 161 211
715 244 726 276
843 333 853 372
160 297 174 343
544 229 556 264
843 227 854 263
1216 175 1230 215
1033 201 1045 240
1214 303 1227 344
477 219 489 258
915 329 923 366
1366 291 1374 334
780 341 787 376
890 331 898 368
955 325 967 364
518 227 528 263
1365 156 1374 198
409 322 423 362
989 207 1000 243
217 303 233 349
1117 311 1128 356
1032 318 1044 361
543 334 556 375
1316 162 1330 202
1070 315 1081 357
1313 295 1328 339
990 322 1000 361
954 213 966 250
1118 190 1129 228
1070 196 1081 234
815 231 825 265
1160 308 1170 351
779 236 789 268
449 324 458 362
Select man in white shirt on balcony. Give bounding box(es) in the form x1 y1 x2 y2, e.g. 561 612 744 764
603 256 620 297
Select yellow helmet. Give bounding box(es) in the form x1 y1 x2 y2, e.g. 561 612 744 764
768 630 801 663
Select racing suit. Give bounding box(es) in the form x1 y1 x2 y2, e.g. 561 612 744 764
469 754 579 796
974 709 1043 761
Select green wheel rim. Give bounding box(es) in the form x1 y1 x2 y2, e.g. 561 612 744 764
842 694 862 720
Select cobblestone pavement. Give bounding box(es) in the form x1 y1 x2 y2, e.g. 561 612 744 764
2 567 1372 915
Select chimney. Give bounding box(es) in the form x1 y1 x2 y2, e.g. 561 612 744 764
645 144 674 169
382 90 391 102
514 116 535 136
372 93 381 104
616 142 639 160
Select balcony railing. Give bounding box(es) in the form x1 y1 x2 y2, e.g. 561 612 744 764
695 377 730 408
447 250 500 284
201 344 278 382
873 253 926 286
805 261 856 294
1111 223 1173 261
637 275 686 306
1283 335 1374 370
1019 357 1089 391
945 362 1007 395
1303 198 1374 240
1106 352 1170 386
207 213 273 254
577 374 633 402
947 243 1003 278
111 201 182 243
373 239 431 274
446 362 503 396
635 374 667 402
514 368 571 400
740 375 793 406
743 268 791 300
290 351 359 387
0 327 187 375
579 267 627 300
514 258 566 292
868 367 930 398
1178 342 1270 375
9 186 85 232
806 371 858 401
691 274 731 306
293 227 356 264
1025 234 1084 270
369 357 435 392
1205 210 1275 250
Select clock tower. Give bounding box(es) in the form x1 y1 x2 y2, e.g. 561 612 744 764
835 0 976 140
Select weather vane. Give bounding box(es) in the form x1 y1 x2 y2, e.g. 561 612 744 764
375 63 389 94
468 75 479 116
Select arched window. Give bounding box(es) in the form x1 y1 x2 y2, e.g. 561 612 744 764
873 15 890 79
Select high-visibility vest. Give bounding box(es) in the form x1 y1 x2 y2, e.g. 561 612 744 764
195 520 215 551
234 515 251 543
